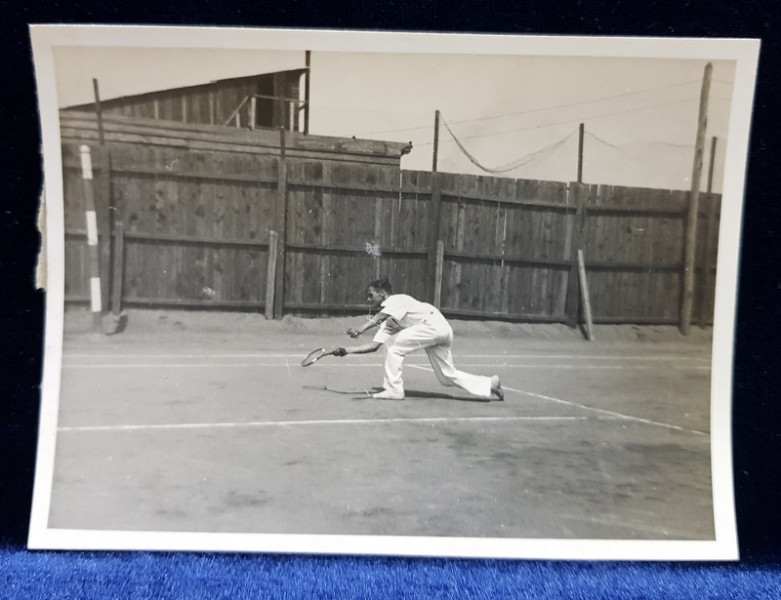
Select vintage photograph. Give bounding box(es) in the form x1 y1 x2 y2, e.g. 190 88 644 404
28 27 758 559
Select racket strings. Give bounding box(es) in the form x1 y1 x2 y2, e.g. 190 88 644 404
301 348 327 367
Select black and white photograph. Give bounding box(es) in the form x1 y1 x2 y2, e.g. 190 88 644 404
28 27 758 559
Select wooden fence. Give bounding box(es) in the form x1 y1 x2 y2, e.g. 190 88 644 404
62 138 720 327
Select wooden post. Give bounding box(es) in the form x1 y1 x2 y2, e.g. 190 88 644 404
304 50 311 135
433 240 445 308
111 220 125 315
428 174 443 303
97 149 115 322
249 96 256 130
681 62 712 335
93 78 105 146
273 129 288 318
699 136 719 327
80 145 102 330
578 249 594 341
565 183 587 327
265 230 278 319
432 109 440 172
577 123 584 183
277 93 286 131
427 110 443 302
93 79 113 313
373 197 383 279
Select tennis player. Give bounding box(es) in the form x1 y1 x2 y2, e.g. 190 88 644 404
334 279 503 401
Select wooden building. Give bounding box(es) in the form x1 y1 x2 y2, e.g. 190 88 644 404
63 68 310 133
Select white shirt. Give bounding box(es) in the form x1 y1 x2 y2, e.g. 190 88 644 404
372 294 438 344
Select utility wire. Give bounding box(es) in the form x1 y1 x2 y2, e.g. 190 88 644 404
355 77 733 137
449 78 707 127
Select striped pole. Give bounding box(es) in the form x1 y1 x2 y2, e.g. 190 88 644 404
81 145 102 330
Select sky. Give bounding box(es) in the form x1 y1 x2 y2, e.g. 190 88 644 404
53 44 736 192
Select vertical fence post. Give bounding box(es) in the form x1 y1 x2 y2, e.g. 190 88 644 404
92 79 113 323
681 62 712 335
577 123 584 183
111 220 125 316
304 50 311 135
265 230 278 319
273 128 288 319
92 78 105 146
698 136 719 328
565 183 587 327
427 110 442 303
95 148 113 322
577 249 594 341
433 240 445 308
427 173 443 303
80 145 102 330
249 96 256 130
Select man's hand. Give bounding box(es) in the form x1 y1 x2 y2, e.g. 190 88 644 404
332 347 348 357
346 328 361 338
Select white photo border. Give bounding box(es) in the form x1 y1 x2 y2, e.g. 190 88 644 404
28 25 759 560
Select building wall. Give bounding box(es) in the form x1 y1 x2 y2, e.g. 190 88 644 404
66 70 307 131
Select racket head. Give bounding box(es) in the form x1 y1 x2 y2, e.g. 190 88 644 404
301 347 328 367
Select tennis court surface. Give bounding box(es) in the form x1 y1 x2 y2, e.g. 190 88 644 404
49 310 715 541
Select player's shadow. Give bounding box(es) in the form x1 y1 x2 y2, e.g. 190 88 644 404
401 389 491 403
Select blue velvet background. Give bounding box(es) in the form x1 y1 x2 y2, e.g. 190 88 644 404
3 1 780 597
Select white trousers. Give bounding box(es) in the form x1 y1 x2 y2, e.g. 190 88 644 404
381 315 492 398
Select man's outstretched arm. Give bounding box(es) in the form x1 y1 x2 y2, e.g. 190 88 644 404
334 341 382 356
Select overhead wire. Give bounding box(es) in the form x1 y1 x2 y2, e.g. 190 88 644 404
353 76 733 138
448 78 707 127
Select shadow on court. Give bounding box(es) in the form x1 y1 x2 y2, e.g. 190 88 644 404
305 385 492 403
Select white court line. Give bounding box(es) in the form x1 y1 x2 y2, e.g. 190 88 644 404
504 386 709 436
59 415 593 433
61 363 383 368
65 353 317 359
408 364 709 436
62 362 710 370
64 352 710 361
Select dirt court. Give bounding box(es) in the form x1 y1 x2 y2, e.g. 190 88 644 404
48 309 715 541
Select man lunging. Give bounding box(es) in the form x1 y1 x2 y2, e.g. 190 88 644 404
333 279 503 401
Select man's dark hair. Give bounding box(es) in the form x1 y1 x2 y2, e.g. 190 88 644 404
368 279 393 294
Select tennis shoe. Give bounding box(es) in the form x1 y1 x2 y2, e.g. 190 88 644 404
371 389 405 400
490 375 504 401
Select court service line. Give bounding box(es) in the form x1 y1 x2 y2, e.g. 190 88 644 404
504 386 709 436
61 362 710 370
408 365 709 436
64 352 710 361
59 415 593 433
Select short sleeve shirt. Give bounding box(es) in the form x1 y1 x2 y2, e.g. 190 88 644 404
372 294 437 344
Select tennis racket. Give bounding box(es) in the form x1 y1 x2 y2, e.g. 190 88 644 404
301 347 339 367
